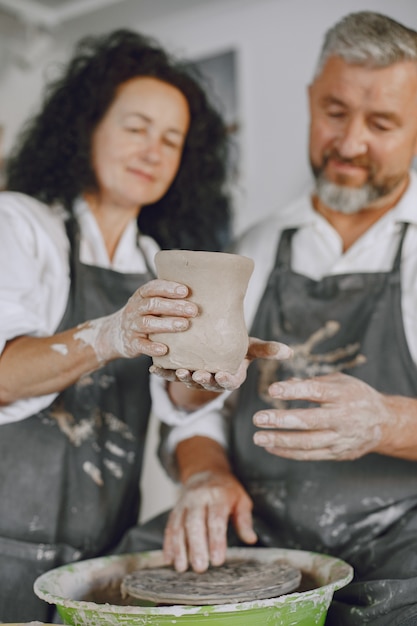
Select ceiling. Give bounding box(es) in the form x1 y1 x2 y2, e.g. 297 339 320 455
0 0 127 28
0 0 248 72
0 0 244 33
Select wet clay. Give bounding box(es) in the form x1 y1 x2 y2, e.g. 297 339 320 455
82 568 317 607
151 250 254 373
121 558 301 605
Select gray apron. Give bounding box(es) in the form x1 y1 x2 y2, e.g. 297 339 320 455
0 218 154 622
233 224 417 625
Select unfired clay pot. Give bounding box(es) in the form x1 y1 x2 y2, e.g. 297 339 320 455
151 250 254 374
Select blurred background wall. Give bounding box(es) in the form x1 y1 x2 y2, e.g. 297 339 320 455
1 0 416 521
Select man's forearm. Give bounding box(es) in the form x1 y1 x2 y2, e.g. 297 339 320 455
176 435 232 483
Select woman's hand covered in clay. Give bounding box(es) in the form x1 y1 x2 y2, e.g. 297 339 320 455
163 470 256 573
151 337 293 392
78 279 198 364
253 372 395 461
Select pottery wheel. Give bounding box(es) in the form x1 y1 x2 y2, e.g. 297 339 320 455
121 558 302 605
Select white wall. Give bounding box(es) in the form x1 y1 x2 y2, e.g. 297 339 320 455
1 0 417 522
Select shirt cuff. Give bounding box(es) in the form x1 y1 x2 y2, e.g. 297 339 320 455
0 393 58 425
150 372 231 426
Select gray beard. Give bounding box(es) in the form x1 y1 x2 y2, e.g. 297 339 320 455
315 175 382 214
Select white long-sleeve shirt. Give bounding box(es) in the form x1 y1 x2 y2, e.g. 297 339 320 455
157 171 417 462
0 192 160 424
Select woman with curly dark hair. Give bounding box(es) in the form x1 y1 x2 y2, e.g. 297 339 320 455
7 29 231 251
0 29 232 621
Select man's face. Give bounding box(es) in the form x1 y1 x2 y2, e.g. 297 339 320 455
308 56 417 213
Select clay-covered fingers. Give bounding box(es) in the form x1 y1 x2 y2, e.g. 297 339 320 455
148 365 178 382
137 278 190 300
149 365 241 392
206 504 229 568
163 496 214 573
151 368 213 390
207 339 294 392
247 337 293 361
97 279 199 361
232 492 258 545
191 370 224 391
163 497 226 573
148 367 200 387
268 376 335 404
267 372 371 404
253 420 337 461
185 505 220 573
169 506 211 573
169 368 233 392
174 367 244 392
128 279 198 334
150 338 293 391
163 507 190 573
163 472 255 573
212 360 249 391
177 368 204 388
253 373 391 461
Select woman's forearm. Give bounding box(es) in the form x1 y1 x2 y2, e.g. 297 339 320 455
0 324 102 405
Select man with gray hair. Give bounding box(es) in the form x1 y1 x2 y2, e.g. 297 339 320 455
156 11 417 625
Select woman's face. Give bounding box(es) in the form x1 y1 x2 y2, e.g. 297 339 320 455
91 76 190 213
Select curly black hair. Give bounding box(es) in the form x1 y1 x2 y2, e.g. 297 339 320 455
6 29 232 251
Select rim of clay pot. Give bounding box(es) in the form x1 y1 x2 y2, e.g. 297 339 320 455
34 547 353 617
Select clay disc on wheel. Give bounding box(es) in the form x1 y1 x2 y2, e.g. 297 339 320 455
121 557 301 605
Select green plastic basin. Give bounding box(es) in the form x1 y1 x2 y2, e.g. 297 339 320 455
34 547 353 626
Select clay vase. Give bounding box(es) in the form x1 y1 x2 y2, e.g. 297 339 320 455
151 250 254 374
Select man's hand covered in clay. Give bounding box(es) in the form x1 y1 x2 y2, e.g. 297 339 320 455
161 341 294 573
253 372 416 461
163 465 256 573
